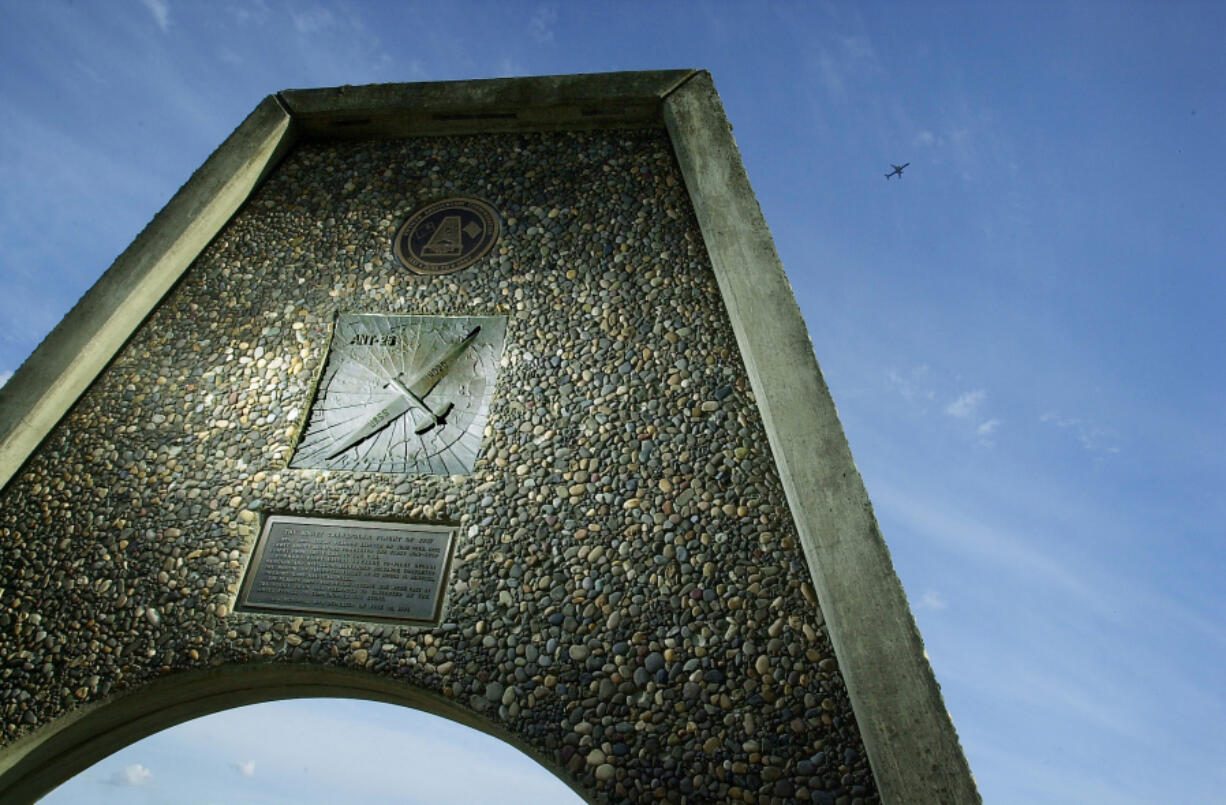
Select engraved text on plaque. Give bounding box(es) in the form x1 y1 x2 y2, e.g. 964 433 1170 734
237 515 456 624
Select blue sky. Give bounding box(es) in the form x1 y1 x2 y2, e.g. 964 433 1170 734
3 1 1224 803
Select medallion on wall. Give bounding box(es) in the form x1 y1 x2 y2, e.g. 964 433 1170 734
393 197 500 275
290 313 506 475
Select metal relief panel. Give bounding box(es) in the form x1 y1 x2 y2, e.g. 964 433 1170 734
290 313 506 475
237 515 456 624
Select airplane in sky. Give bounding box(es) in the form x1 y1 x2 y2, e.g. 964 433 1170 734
885 162 910 179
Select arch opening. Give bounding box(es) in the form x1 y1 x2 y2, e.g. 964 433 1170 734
1 664 589 805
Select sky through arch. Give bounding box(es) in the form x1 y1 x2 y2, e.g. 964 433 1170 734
38 698 585 805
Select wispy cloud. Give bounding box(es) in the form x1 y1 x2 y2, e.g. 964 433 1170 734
816 50 844 97
232 0 270 26
976 417 1003 446
874 479 1103 613
0 370 11 387
276 3 393 80
839 35 875 62
885 370 1002 445
886 364 935 403
882 473 1226 797
965 733 1171 805
0 104 183 364
233 759 256 778
139 0 170 32
1041 412 1121 457
813 34 881 101
495 56 526 79
528 4 558 43
291 6 334 35
104 763 152 786
998 661 1150 744
917 589 948 610
945 389 986 418
945 390 1000 445
170 699 583 804
218 47 243 67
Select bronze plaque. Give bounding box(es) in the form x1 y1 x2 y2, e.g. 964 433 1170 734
393 196 500 275
237 515 456 624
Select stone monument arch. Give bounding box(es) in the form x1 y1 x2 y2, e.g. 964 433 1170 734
0 71 978 804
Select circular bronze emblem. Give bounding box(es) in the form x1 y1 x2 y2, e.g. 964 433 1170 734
393 197 500 276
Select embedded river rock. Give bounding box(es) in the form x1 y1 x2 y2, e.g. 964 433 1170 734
0 72 979 805
1 127 874 803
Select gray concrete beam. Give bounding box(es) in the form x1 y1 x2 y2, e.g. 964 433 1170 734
662 70 980 804
279 70 695 138
0 96 297 493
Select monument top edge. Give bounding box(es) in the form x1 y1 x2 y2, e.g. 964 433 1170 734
276 69 704 139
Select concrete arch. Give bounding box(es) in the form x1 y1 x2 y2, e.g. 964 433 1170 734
0 72 978 803
0 662 587 805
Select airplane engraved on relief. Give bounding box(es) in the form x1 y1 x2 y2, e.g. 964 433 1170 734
324 325 482 459
885 162 910 180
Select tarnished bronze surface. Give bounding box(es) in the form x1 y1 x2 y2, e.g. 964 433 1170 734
238 515 457 624
393 196 500 275
290 313 506 475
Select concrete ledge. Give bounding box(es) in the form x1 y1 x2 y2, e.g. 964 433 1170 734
0 96 296 493
662 71 980 804
280 70 696 138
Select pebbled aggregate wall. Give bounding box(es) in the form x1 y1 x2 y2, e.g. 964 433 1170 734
0 128 878 804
